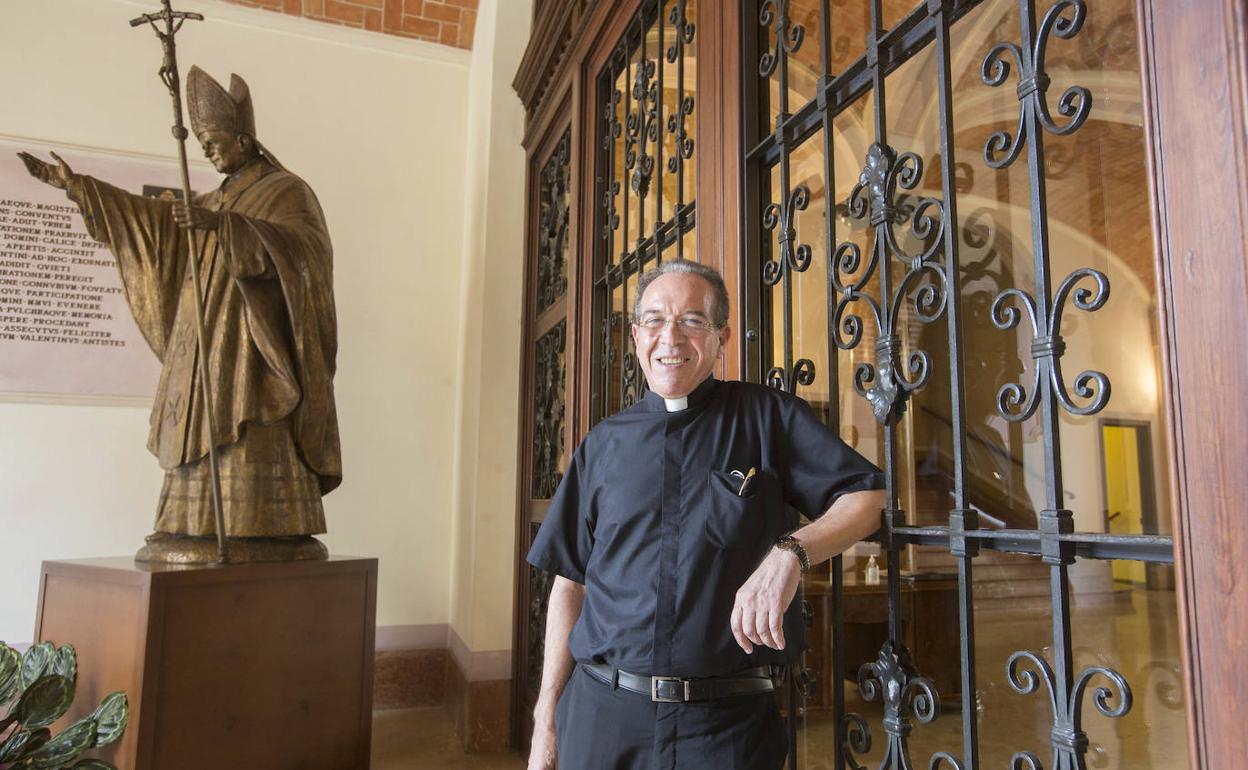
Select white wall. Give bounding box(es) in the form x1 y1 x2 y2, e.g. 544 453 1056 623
448 0 530 671
0 0 474 642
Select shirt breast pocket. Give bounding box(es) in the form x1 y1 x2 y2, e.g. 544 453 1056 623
705 469 782 551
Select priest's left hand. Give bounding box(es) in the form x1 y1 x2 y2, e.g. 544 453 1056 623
172 201 220 231
730 546 802 653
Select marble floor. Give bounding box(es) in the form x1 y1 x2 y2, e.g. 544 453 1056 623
373 587 1189 769
372 707 524 769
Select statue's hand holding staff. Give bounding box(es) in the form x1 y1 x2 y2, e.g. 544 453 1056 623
17 151 73 190
172 201 219 231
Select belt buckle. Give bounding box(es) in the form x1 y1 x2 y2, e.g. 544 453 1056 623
651 675 690 703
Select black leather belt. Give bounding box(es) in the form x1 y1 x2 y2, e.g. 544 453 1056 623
582 662 776 703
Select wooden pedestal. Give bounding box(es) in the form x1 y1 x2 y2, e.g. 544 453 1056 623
33 556 378 770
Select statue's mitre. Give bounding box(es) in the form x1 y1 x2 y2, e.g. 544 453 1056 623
187 66 256 138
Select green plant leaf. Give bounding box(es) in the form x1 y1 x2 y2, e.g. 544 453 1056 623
0 643 21 706
0 726 50 762
12 675 74 730
87 692 127 748
21 716 96 769
19 643 55 689
69 760 117 770
48 647 76 689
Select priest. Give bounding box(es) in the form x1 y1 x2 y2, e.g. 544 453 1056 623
18 67 341 563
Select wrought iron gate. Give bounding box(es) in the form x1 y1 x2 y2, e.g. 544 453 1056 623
739 0 1181 768
591 0 698 420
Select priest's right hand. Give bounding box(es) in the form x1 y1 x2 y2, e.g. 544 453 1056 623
527 720 558 770
17 151 74 190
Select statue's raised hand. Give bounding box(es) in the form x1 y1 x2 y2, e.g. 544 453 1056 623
17 151 74 190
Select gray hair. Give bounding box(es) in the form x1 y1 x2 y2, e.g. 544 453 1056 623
632 259 730 328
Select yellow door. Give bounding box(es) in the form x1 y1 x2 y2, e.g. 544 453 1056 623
1103 425 1147 584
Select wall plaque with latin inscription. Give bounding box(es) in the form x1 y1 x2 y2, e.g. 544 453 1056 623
0 138 216 399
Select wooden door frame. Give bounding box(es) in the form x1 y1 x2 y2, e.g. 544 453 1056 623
1138 0 1248 766
509 84 572 754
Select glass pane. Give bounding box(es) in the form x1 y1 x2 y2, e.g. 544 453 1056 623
827 0 869 75
966 574 1188 770
787 0 824 110
882 0 924 32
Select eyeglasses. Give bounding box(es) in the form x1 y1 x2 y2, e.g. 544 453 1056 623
632 314 723 336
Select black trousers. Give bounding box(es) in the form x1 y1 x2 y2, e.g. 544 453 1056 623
555 665 789 770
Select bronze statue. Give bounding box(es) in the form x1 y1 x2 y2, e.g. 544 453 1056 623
18 65 342 564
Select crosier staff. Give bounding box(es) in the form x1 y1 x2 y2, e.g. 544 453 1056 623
130 0 229 564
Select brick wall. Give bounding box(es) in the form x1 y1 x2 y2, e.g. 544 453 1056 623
222 0 480 49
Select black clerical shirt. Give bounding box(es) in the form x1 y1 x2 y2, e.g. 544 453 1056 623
527 376 885 678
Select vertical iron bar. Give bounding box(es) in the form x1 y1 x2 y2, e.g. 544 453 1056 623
777 2 794 384
1017 0 1077 734
788 666 800 770
655 0 666 265
638 18 649 258
622 41 633 409
817 2 847 768
865 0 903 644
772 6 800 766
742 0 764 385
931 0 979 767
674 0 686 261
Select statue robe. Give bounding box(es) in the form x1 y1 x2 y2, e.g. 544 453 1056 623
67 159 341 537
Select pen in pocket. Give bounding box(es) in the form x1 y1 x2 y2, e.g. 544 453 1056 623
737 467 757 496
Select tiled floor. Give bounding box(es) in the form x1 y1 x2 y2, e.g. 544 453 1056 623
375 587 1188 769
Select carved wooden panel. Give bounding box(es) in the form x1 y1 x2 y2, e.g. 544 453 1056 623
537 129 571 314
530 320 566 499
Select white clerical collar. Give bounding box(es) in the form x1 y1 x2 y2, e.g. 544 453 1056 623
664 396 689 412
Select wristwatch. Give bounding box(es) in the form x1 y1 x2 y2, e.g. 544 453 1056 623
774 535 809 575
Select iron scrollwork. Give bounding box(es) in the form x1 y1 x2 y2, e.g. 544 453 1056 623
625 57 658 200
602 86 622 243
991 267 1111 421
526 522 554 693
834 142 948 425
981 0 1092 170
762 184 813 285
1004 651 1133 770
621 339 645 408
766 357 815 394
980 0 1111 425
537 129 572 313
759 0 805 77
842 712 873 770
853 641 942 770
531 321 566 499
665 0 695 176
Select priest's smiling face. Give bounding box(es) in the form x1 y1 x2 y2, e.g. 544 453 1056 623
630 272 731 399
